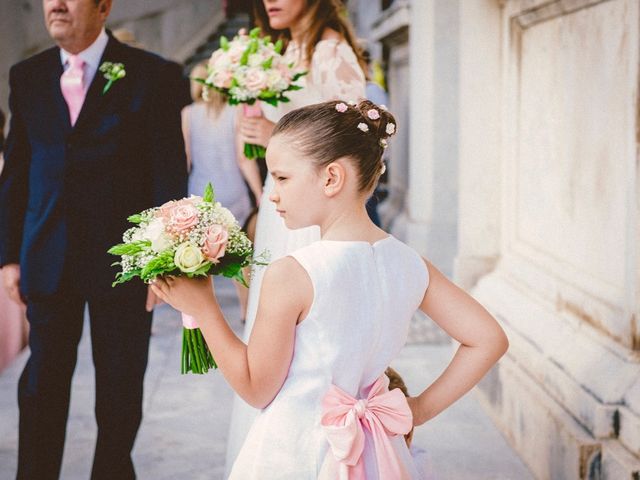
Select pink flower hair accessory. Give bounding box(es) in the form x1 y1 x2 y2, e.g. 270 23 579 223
367 109 380 120
385 123 396 135
357 122 369 133
335 102 348 113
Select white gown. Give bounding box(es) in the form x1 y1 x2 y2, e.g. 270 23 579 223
228 237 430 479
225 39 366 473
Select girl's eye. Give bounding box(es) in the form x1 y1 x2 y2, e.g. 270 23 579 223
277 177 287 182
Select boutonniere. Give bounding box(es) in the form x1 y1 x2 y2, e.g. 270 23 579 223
99 62 126 95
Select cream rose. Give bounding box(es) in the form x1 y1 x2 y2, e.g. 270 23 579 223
244 67 268 93
202 224 229 263
174 242 207 273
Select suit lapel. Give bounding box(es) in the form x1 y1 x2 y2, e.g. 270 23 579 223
73 34 123 130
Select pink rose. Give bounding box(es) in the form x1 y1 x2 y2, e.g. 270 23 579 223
244 68 268 93
169 203 199 234
277 63 293 82
202 224 229 263
213 70 234 89
158 198 196 222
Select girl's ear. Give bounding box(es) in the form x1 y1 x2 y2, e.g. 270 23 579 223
323 162 346 198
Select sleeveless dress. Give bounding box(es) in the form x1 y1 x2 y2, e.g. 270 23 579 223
225 39 366 470
228 236 430 479
186 102 251 225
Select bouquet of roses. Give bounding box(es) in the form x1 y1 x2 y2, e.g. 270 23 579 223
200 27 306 159
108 183 260 374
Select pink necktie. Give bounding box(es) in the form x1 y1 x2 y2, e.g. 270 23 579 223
60 55 86 126
319 374 414 479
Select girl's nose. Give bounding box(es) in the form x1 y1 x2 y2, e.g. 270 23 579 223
268 190 279 203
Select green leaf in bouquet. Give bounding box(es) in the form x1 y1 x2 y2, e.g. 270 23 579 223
127 213 143 224
279 96 291 103
217 262 248 286
263 35 271 44
108 240 151 256
140 251 175 280
203 182 215 203
240 48 250 66
249 38 259 54
261 97 279 107
249 27 261 38
185 262 213 277
259 90 276 99
287 84 303 91
193 77 208 86
220 35 229 51
292 71 308 81
112 268 143 287
274 39 284 54
261 56 273 69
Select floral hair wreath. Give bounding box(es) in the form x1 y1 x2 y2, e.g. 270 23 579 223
334 101 396 149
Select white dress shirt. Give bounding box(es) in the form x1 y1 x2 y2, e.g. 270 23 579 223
59 28 109 94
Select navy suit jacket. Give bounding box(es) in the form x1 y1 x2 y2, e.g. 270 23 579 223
0 33 189 297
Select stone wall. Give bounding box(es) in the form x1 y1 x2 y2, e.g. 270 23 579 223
463 0 640 477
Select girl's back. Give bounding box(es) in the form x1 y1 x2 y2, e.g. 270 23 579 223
229 236 429 479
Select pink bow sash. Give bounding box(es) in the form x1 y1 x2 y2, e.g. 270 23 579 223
320 374 413 479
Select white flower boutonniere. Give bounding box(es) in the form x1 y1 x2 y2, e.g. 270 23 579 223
99 62 126 95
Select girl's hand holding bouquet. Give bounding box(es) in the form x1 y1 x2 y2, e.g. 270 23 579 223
108 183 265 374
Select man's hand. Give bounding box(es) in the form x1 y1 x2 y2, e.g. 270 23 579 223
146 285 164 312
2 264 25 307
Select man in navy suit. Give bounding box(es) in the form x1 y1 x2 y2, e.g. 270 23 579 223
0 1 189 478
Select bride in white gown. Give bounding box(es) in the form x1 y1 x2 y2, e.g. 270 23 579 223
225 0 366 472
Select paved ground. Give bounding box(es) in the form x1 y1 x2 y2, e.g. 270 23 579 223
0 277 534 479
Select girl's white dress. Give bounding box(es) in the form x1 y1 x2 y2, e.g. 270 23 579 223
228 236 430 479
225 39 366 471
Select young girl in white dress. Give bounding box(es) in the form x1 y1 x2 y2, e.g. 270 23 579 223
231 0 367 464
151 100 509 479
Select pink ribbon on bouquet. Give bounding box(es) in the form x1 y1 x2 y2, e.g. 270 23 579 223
181 312 198 329
319 374 413 480
242 103 262 118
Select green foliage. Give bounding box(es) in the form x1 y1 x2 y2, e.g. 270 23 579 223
112 268 143 287
220 35 229 51
274 39 283 54
107 240 150 256
249 27 261 39
140 251 175 280
127 213 143 224
203 182 215 203
262 56 273 69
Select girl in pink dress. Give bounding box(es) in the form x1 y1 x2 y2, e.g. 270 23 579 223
152 100 509 479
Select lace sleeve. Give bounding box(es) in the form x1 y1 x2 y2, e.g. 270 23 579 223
310 40 366 102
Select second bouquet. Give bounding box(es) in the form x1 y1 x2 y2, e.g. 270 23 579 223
200 27 306 159
108 183 262 374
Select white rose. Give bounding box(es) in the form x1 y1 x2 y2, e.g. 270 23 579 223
144 218 172 252
248 53 266 67
174 242 207 273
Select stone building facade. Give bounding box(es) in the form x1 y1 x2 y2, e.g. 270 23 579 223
350 0 640 478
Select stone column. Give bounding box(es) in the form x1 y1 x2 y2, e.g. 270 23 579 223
453 0 502 290
405 0 460 277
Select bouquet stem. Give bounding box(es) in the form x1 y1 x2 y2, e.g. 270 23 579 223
181 313 217 374
243 142 266 160
242 104 266 160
